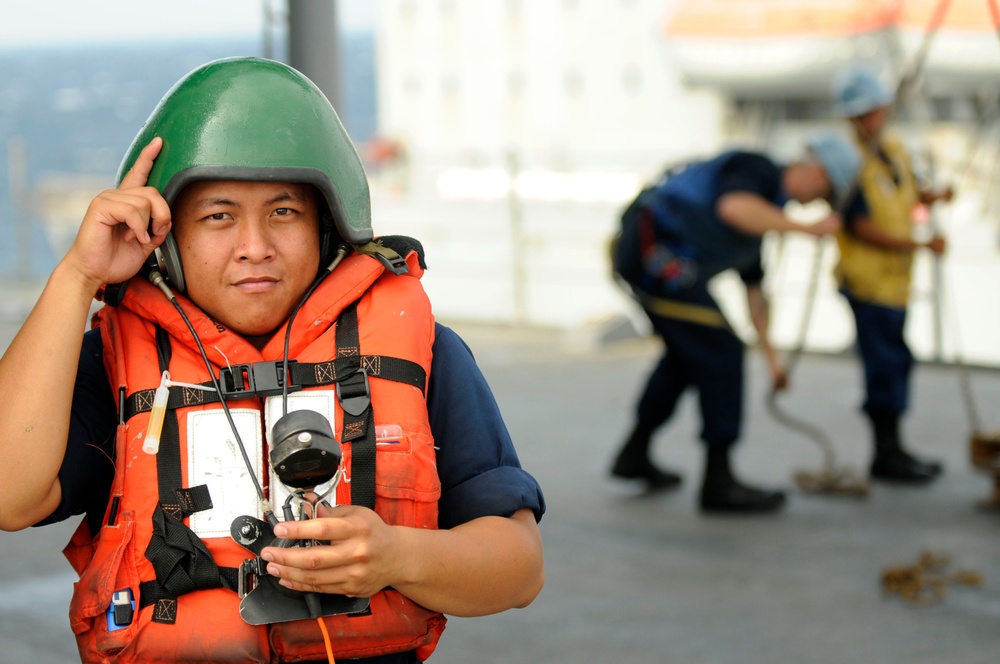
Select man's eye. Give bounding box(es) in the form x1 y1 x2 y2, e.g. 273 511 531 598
274 207 292 216
209 212 228 220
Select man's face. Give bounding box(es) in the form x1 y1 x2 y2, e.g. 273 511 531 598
171 180 322 344
791 162 833 204
854 107 888 139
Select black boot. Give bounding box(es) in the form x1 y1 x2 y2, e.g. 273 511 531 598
868 409 943 483
698 444 786 513
610 423 682 490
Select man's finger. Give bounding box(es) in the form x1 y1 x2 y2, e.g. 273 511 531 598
119 137 163 189
274 515 350 542
96 190 163 245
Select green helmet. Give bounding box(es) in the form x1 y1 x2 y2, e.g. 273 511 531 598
117 56 371 293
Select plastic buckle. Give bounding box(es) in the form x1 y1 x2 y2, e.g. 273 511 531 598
252 360 298 398
221 364 254 396
336 369 371 416
238 558 267 599
381 253 409 275
221 361 298 399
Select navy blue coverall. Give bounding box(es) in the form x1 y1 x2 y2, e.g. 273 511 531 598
616 151 785 450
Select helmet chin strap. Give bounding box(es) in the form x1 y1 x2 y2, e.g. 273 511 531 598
351 240 409 275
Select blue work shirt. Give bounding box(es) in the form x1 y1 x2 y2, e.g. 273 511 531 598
641 150 786 285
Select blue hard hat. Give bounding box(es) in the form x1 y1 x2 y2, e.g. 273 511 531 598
832 66 893 118
806 133 862 202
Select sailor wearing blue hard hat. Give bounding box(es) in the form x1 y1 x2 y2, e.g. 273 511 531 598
831 64 953 484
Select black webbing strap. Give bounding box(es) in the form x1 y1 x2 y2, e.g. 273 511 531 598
336 303 377 510
140 506 240 622
153 326 183 519
122 355 425 422
151 329 213 518
142 326 231 623
139 566 241 612
155 325 171 373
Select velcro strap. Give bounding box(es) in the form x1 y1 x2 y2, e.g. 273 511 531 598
174 485 213 516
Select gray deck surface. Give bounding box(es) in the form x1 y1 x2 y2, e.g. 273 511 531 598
1 308 998 664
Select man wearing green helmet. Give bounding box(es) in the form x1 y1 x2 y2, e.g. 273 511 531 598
0 57 544 663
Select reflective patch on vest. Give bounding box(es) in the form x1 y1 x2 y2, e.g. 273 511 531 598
186 408 264 538
264 391 339 509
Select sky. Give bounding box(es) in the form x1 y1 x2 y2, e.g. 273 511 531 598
0 0 375 47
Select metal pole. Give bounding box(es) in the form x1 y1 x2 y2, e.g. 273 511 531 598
924 150 944 363
287 0 342 112
262 0 275 61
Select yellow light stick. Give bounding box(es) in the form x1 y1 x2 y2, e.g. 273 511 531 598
143 371 171 455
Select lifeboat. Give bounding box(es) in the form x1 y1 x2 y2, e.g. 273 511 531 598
663 0 901 98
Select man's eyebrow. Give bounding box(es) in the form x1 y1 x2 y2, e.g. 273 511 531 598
264 190 307 206
189 196 236 209
187 190 307 209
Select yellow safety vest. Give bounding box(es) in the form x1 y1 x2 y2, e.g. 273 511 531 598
834 133 919 308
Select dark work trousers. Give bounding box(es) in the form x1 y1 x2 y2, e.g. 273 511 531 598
844 292 913 415
635 282 744 447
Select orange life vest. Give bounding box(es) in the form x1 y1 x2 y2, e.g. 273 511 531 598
63 250 446 663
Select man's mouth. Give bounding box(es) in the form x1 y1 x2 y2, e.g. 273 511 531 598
233 276 279 293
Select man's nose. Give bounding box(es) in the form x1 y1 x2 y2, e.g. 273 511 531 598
236 219 275 261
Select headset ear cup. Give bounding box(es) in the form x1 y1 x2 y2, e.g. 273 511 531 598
320 228 331 265
158 234 186 293
318 204 339 267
